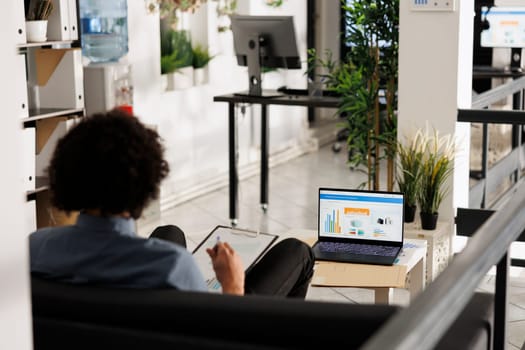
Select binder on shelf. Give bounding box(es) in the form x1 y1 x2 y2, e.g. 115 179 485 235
47 0 78 41
67 0 78 40
15 1 26 45
21 128 36 191
28 48 84 109
24 200 37 233
15 54 29 119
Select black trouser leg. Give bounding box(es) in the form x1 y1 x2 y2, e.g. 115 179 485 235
149 225 187 249
244 238 315 298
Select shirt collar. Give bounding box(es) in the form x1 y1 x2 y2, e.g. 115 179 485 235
76 212 136 237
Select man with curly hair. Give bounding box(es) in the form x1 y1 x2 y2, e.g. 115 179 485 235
30 109 314 297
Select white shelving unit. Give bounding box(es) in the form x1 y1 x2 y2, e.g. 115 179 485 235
16 0 85 231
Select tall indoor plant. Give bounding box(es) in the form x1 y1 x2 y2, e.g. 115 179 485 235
343 0 399 191
309 0 399 191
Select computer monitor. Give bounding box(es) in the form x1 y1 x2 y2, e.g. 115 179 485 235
230 15 301 97
480 6 525 48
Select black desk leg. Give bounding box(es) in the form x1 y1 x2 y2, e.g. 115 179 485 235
494 252 509 350
229 102 238 225
261 104 268 211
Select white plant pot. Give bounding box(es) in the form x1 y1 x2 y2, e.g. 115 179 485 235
160 74 168 92
217 31 234 56
167 66 194 90
26 20 48 43
193 67 208 86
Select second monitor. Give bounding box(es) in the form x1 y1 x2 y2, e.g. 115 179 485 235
230 15 301 97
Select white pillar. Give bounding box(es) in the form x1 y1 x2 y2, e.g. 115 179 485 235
398 0 474 227
0 2 34 350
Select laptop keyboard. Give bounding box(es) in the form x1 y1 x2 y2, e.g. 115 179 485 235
317 241 399 257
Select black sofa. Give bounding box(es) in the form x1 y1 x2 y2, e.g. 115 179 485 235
31 277 494 350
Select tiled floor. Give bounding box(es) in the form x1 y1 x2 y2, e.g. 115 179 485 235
143 143 525 349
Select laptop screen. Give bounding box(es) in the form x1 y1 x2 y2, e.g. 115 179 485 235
318 188 404 243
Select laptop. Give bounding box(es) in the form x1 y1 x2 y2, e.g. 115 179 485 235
312 188 404 266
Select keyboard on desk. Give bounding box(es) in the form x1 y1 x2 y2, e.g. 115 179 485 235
317 241 399 257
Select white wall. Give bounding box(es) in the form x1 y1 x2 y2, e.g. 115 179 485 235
0 2 33 349
127 0 311 209
398 0 474 223
316 0 340 62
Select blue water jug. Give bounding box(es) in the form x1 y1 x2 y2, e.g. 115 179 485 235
79 0 128 63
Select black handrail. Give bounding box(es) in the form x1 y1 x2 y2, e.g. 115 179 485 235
458 108 525 124
459 75 525 209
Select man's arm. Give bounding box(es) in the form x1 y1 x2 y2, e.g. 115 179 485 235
206 242 245 295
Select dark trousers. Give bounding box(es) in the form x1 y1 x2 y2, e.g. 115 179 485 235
150 225 315 298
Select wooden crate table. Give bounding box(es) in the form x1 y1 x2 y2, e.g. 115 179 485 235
404 221 452 285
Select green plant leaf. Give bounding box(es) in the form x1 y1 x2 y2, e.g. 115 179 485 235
307 0 399 190
192 43 214 68
160 29 194 72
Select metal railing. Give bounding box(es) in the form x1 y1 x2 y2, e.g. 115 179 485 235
362 77 525 349
458 75 525 209
361 181 525 350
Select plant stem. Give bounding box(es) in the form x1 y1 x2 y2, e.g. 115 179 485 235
373 46 380 191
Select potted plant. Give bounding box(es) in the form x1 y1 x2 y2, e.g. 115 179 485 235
26 0 53 42
307 0 399 191
417 127 455 230
192 44 214 85
160 29 194 90
395 130 426 223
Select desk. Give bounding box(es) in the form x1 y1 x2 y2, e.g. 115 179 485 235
285 229 427 304
312 239 427 304
213 92 341 225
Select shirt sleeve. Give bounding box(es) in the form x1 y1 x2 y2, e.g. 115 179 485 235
165 248 208 292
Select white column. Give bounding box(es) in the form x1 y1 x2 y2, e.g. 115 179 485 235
398 0 474 226
0 2 34 349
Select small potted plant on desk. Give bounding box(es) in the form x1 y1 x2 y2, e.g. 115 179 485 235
192 44 214 85
417 127 455 230
26 0 53 43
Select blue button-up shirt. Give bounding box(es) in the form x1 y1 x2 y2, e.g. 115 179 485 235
30 213 207 291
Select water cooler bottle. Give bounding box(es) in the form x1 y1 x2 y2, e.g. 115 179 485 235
80 0 132 116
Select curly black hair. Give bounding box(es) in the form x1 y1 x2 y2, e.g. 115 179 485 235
48 109 170 219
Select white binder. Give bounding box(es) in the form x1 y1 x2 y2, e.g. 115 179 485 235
14 1 26 44
30 48 84 109
47 0 78 41
67 0 79 40
15 54 29 119
21 128 36 191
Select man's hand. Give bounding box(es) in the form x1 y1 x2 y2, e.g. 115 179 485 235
206 242 245 295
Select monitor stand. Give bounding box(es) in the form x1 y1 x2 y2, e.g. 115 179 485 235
234 34 284 99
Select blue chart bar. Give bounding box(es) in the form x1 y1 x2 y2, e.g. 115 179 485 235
324 210 341 233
